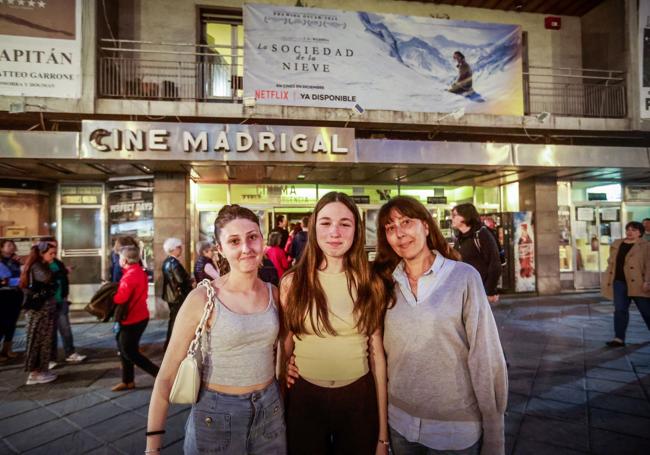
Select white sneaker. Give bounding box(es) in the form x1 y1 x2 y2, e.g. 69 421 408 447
26 371 58 385
65 353 87 363
48 361 58 370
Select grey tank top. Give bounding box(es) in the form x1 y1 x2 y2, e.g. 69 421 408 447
201 282 279 386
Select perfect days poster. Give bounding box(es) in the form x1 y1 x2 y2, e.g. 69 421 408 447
244 3 523 115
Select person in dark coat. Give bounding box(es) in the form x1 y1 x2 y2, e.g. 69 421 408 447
290 215 310 264
161 237 192 351
452 203 502 303
448 51 473 94
270 214 289 249
0 240 23 361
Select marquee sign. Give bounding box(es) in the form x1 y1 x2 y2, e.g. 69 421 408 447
80 121 356 162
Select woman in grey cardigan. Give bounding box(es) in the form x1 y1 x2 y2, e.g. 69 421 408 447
373 196 508 455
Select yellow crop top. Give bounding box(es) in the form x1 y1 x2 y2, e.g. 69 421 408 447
293 270 369 383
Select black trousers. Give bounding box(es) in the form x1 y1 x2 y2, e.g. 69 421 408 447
0 288 23 344
286 372 379 455
164 301 182 351
116 319 159 383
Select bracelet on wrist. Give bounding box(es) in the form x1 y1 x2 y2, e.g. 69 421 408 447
378 439 390 446
144 449 160 454
146 430 165 436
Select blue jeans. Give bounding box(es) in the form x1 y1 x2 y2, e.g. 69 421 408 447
613 280 650 341
51 300 75 358
390 427 481 455
184 380 287 455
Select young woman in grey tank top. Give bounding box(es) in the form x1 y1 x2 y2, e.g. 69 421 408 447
146 205 287 455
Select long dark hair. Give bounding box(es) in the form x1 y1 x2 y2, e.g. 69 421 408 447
283 192 386 337
19 241 56 288
373 196 460 308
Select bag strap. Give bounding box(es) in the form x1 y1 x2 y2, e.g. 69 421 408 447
473 228 482 253
186 279 215 357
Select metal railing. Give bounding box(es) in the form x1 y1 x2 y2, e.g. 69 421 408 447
97 40 627 118
523 66 626 118
97 39 243 101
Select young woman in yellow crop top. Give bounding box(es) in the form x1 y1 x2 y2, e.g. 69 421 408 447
281 192 389 455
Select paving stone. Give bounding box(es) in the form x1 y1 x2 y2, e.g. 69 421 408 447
0 406 59 437
531 384 587 405
586 377 646 399
590 428 650 455
164 438 185 454
589 407 650 439
165 408 190 445
111 388 154 411
505 411 523 436
110 430 145 454
586 367 639 383
507 392 528 414
23 430 103 455
513 438 589 455
47 391 110 417
588 391 650 418
585 356 633 371
518 415 589 452
0 396 40 420
4 417 78 452
66 400 130 428
525 397 587 424
515 415 589 453
0 439 17 455
85 411 146 443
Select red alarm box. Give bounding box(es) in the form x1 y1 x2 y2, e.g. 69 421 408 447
545 16 561 30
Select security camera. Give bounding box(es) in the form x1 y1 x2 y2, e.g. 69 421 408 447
351 103 365 116
536 111 550 123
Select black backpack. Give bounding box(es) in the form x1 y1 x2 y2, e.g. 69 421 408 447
473 226 507 267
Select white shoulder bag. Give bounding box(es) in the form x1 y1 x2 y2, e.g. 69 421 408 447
169 279 215 404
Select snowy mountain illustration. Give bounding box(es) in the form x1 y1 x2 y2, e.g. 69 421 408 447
358 12 520 86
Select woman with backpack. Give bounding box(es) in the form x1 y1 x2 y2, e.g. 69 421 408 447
451 203 502 303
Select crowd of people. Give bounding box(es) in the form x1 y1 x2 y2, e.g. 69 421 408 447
4 196 650 454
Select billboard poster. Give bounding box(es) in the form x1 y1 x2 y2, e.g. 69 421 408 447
513 211 535 292
0 0 82 98
244 3 523 115
641 0 650 118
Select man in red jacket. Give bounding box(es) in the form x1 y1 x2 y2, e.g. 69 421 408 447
112 246 159 391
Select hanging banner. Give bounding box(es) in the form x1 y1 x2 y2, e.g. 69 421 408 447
0 0 82 98
244 3 523 115
640 0 650 118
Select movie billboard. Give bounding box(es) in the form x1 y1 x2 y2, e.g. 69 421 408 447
244 3 523 115
513 211 535 292
0 0 82 98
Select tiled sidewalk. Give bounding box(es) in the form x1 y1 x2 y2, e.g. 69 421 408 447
1 293 649 454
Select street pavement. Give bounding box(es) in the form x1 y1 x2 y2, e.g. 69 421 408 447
1 292 649 454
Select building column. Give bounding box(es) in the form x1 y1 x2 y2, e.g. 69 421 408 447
519 177 561 295
152 173 191 317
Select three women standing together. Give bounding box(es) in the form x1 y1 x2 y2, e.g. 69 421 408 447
147 193 508 455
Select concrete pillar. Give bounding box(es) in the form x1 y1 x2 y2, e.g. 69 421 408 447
152 173 190 317
519 177 561 295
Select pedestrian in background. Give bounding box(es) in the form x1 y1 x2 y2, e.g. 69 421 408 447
267 231 290 279
110 236 138 283
289 215 310 264
19 241 58 385
374 196 508 455
271 214 289 249
194 241 220 282
602 221 650 347
39 237 87 367
0 239 23 361
282 192 389 455
147 204 286 454
452 203 502 303
161 237 192 351
643 218 650 242
112 245 159 391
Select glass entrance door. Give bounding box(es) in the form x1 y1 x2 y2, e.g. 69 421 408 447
58 184 105 304
573 203 622 289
